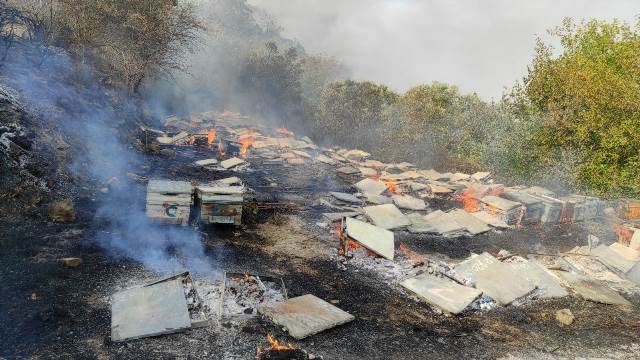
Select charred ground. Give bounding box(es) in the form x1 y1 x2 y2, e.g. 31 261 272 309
2 139 639 359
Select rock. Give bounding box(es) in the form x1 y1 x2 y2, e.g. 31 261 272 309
61 257 82 267
48 200 76 223
555 309 574 326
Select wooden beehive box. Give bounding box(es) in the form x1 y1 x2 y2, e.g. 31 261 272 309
477 195 523 225
196 185 244 226
529 194 563 224
502 191 544 225
619 199 640 220
146 180 193 226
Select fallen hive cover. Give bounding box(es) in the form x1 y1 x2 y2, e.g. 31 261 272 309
258 294 355 339
111 279 191 342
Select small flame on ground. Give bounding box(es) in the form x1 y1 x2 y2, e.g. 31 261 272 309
207 129 216 146
239 130 256 156
276 127 294 137
256 334 296 359
333 220 363 256
460 190 479 212
385 180 401 194
186 135 196 145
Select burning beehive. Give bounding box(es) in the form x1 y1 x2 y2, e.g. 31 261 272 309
501 191 544 225
145 180 193 226
196 183 245 226
477 195 523 225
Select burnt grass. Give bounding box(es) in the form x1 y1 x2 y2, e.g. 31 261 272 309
2 146 640 359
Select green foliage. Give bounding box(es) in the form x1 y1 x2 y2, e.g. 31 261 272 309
238 42 304 126
300 54 348 103
522 18 640 196
8 0 201 92
379 83 504 171
314 80 398 149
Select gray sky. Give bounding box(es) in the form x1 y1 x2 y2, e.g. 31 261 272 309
249 0 639 100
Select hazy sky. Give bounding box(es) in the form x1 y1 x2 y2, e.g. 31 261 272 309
249 0 639 100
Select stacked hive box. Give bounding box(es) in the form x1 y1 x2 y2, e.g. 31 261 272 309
146 180 193 226
502 191 544 225
196 184 244 226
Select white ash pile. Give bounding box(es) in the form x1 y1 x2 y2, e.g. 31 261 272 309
222 273 287 317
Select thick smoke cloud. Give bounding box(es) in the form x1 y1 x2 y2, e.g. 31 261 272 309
249 0 639 99
2 46 214 275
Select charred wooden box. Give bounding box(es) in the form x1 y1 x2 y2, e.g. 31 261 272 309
477 195 523 225
502 191 544 225
618 199 640 220
529 194 564 224
146 180 193 226
196 184 244 225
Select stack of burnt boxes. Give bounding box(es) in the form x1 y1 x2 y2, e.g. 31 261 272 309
475 186 605 226
145 179 245 226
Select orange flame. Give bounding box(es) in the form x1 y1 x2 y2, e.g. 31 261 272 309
276 127 294 137
461 190 479 212
186 135 196 145
266 334 295 351
239 131 256 156
207 129 216 146
487 204 499 216
385 181 402 194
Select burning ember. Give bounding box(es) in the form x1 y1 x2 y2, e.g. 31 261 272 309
333 220 377 258
256 334 316 360
460 190 479 212
398 243 424 264
239 130 257 156
385 181 402 194
207 129 216 146
457 184 504 213
276 127 294 137
266 334 295 351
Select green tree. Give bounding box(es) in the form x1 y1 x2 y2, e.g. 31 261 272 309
522 18 640 196
238 42 304 126
315 80 398 149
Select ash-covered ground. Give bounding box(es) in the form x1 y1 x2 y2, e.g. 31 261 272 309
2 140 639 360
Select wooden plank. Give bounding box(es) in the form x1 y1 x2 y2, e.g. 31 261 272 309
146 194 192 203
147 180 192 194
